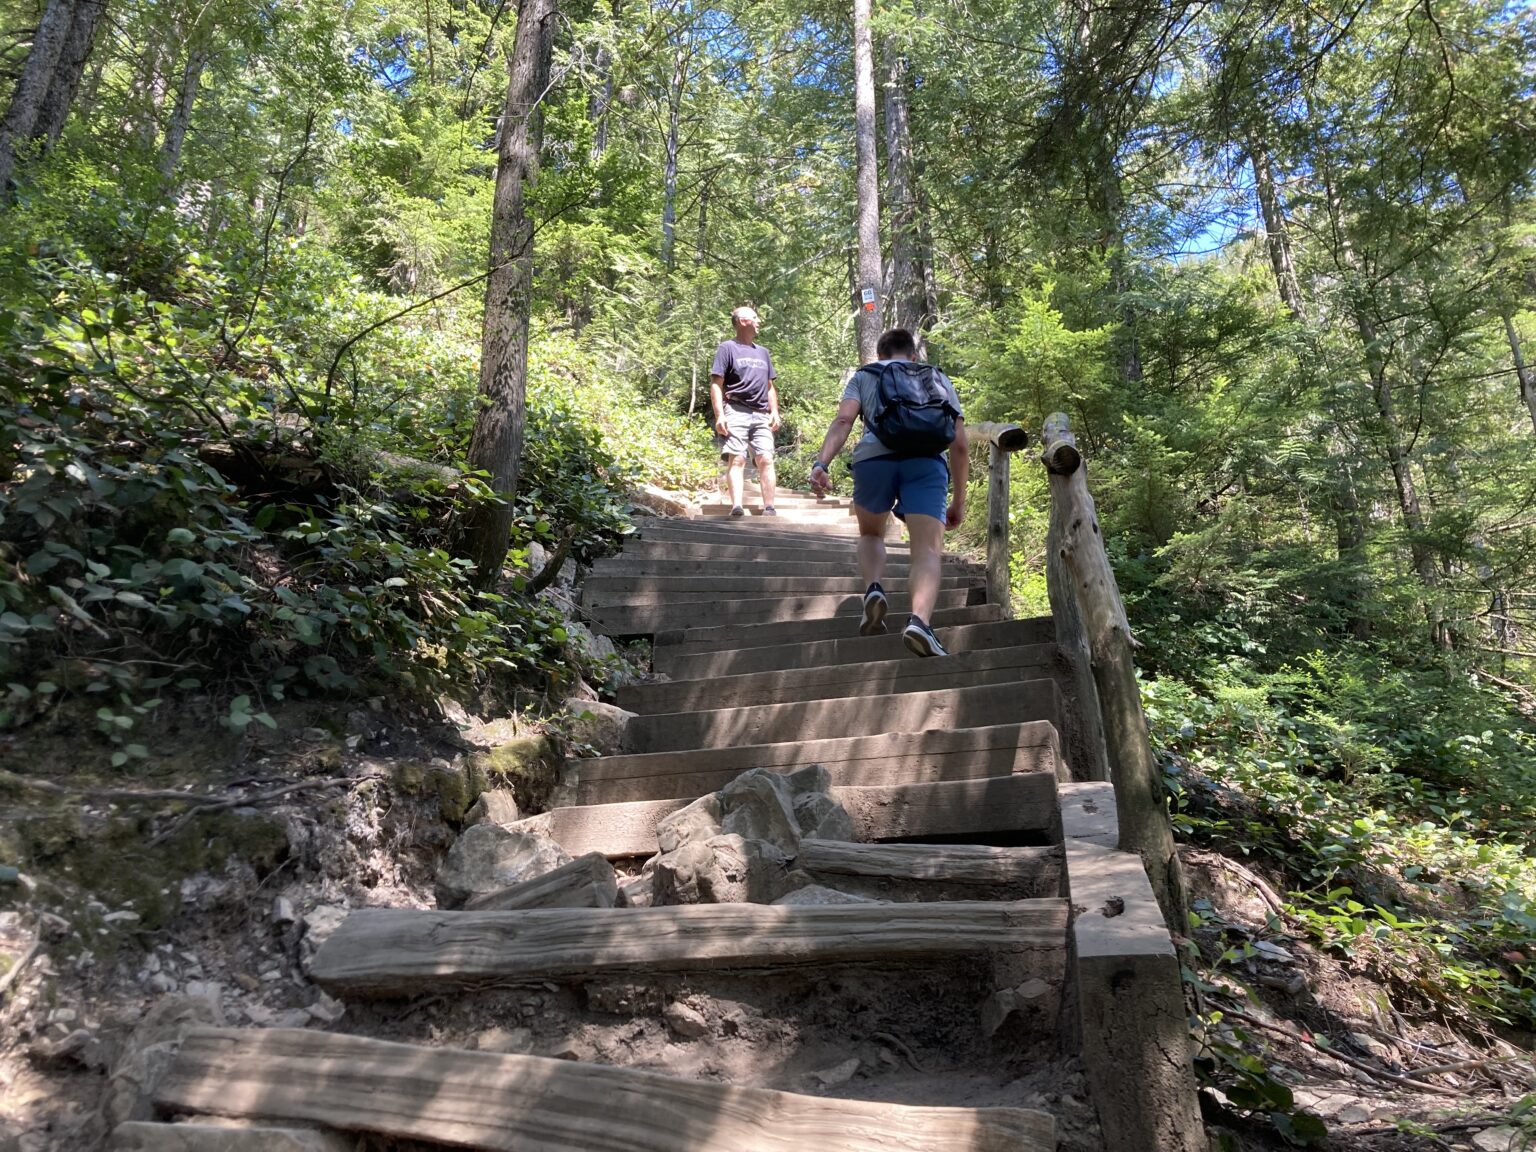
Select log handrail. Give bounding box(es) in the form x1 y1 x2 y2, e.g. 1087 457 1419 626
964 422 1028 613
1039 412 1185 926
965 421 1029 452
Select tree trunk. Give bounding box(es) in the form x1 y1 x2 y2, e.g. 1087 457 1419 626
1504 309 1536 436
33 0 106 149
1249 132 1305 320
463 0 559 591
158 39 209 187
851 0 883 364
660 32 688 272
881 42 925 341
0 0 77 195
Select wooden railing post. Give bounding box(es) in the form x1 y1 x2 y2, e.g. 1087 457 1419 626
965 421 1027 619
1039 413 1185 928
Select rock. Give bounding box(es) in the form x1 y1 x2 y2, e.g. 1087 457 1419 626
301 906 349 954
344 709 384 740
305 993 345 1025
563 701 634 757
1474 1128 1521 1152
981 978 1054 1037
718 769 801 849
656 793 724 854
99 995 224 1130
567 621 618 663
272 897 296 924
526 540 550 576
809 1057 861 1087
793 791 855 841
435 823 572 909
0 1119 18 1152
272 1009 313 1029
472 1026 534 1055
564 679 600 703
1335 1103 1371 1124
784 764 831 794
631 484 696 518
542 1039 586 1061
651 834 798 906
111 1121 355 1150
772 885 871 906
617 874 655 908
423 757 489 822
464 788 521 828
664 1001 709 1039
460 716 527 749
28 1028 106 1069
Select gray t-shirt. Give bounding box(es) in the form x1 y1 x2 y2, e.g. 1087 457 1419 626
840 360 963 464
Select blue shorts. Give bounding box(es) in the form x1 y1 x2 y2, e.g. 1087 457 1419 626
852 456 949 522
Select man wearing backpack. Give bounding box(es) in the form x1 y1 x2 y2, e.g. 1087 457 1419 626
807 328 967 657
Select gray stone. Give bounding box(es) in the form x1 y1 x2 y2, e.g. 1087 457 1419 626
472 1026 534 1055
617 874 655 908
435 823 572 909
664 1001 709 1039
792 791 855 842
809 1057 861 1087
464 788 521 828
785 764 832 795
718 769 801 849
651 834 797 905
563 701 634 757
771 885 871 907
1473 1128 1521 1152
567 621 618 663
656 793 724 854
99 995 224 1130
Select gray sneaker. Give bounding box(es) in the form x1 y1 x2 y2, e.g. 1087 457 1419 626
761 506 777 516
729 505 745 518
859 585 888 636
902 617 948 657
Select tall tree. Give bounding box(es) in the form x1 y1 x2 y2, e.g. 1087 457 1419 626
0 0 79 195
851 0 882 363
464 0 560 589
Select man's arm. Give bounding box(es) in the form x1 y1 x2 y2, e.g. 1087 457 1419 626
809 397 861 493
946 417 969 529
709 376 727 436
767 380 782 431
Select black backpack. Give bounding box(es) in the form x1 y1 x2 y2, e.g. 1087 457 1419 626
862 360 959 457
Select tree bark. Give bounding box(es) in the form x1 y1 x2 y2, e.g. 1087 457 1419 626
660 31 689 272
1504 309 1536 436
463 0 559 590
158 38 209 187
33 0 106 149
1249 131 1305 320
881 42 925 343
0 0 77 195
851 0 883 364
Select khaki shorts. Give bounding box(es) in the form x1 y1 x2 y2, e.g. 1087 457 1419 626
721 404 774 460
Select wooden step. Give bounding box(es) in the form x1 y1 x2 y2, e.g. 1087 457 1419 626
653 603 1005 655
633 520 871 543
157 1028 1055 1152
561 722 1063 805
699 505 853 519
655 616 1055 679
611 541 942 565
590 587 981 635
622 678 1061 755
591 558 950 580
621 643 1060 714
110 1123 350 1151
799 839 1062 898
309 898 1069 996
583 574 981 606
516 772 1060 857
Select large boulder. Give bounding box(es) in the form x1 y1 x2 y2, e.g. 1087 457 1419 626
651 834 797 905
435 823 571 909
562 701 634 757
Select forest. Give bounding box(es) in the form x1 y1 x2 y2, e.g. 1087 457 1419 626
1 0 1535 1143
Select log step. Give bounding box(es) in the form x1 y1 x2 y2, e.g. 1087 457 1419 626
309 898 1069 997
654 615 1055 679
799 838 1063 898
621 642 1061 715
111 1123 350 1151
612 541 935 565
622 678 1063 755
156 1028 1056 1152
634 520 872 544
514 772 1061 858
654 602 1006 655
591 557 953 579
560 721 1063 806
582 573 981 605
589 587 981 635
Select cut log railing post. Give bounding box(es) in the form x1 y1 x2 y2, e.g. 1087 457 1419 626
965 421 1028 618
1039 413 1184 928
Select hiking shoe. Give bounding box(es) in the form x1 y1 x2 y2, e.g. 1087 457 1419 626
729 505 745 518
859 584 888 636
902 616 948 657
761 506 777 516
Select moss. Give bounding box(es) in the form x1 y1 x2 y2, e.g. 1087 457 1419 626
471 735 559 814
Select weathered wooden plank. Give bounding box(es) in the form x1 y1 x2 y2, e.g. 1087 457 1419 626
583 573 979 606
461 852 617 912
517 771 1060 858
309 899 1068 996
157 1028 1056 1152
798 839 1058 886
653 603 1004 655
589 587 978 636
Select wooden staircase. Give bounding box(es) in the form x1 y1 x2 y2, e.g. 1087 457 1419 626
126 498 1205 1152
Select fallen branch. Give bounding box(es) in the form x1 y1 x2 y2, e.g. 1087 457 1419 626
1223 1009 1469 1097
870 1030 928 1074
0 936 40 999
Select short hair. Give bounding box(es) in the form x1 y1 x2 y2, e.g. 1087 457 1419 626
731 306 758 324
876 328 918 359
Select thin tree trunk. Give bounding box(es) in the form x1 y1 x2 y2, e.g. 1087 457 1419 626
158 39 208 187
34 0 106 148
851 0 883 364
1249 132 1305 320
464 0 558 590
0 0 76 195
881 42 924 339
1504 309 1536 436
660 32 688 272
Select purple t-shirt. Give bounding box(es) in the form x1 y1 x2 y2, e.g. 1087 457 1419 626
710 340 776 411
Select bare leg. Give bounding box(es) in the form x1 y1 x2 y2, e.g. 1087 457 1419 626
756 453 777 509
727 455 746 508
903 513 945 622
854 506 889 588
